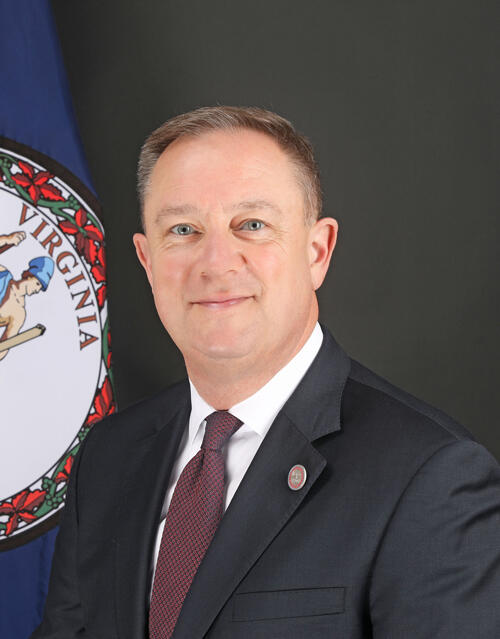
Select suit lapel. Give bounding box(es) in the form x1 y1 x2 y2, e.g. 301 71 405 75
114 391 190 639
172 327 351 639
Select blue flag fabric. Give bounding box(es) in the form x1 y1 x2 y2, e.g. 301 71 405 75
0 0 94 189
0 2 96 637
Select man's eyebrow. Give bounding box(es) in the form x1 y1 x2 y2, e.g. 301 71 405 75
154 199 282 224
154 205 198 224
230 199 282 216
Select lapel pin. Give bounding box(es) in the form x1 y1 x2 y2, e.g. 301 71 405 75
288 464 307 491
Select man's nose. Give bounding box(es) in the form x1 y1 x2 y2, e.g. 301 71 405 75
198 229 244 278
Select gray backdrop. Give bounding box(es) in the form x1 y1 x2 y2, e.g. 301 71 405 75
51 0 499 459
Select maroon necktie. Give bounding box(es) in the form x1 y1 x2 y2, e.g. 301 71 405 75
149 410 243 639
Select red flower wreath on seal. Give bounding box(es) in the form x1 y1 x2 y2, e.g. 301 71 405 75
91 245 107 307
87 376 115 426
59 208 103 259
11 160 64 204
106 329 113 369
55 456 74 484
58 208 107 306
0 489 47 535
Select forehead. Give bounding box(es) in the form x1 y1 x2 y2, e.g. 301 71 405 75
145 128 303 214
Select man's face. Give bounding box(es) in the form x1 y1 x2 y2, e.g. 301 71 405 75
25 277 42 295
134 128 336 376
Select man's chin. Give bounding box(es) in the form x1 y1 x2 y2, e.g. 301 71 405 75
195 342 254 361
191 330 259 362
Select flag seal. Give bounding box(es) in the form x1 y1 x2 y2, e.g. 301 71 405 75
0 137 115 550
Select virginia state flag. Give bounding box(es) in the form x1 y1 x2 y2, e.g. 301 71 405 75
0 2 115 637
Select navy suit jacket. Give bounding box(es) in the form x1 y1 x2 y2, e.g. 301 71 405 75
33 327 500 638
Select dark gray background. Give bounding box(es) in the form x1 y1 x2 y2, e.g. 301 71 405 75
51 1 499 459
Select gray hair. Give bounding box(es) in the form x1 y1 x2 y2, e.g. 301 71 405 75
137 105 322 228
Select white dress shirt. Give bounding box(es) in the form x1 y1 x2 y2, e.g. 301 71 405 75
151 322 323 582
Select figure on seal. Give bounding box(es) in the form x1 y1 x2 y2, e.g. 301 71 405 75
0 231 54 361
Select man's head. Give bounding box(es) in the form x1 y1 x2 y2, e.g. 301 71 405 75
21 256 54 295
133 106 338 398
137 106 322 229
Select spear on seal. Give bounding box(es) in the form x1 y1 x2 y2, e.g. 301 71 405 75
0 324 46 353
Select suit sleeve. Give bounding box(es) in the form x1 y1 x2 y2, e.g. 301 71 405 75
369 439 500 638
30 433 90 638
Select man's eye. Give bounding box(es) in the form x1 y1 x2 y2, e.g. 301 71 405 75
171 224 195 235
240 220 265 231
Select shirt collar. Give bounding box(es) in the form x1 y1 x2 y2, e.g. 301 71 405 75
188 322 323 443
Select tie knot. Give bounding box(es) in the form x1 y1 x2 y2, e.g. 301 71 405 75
202 411 242 451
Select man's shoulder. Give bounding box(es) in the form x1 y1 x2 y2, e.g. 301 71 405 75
315 326 474 449
343 358 475 447
324 357 500 501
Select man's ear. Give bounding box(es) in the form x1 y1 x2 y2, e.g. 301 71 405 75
308 217 338 291
133 233 154 288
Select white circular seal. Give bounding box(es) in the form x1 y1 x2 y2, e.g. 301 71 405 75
0 138 115 549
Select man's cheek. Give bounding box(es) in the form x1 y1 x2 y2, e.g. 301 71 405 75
250 250 284 283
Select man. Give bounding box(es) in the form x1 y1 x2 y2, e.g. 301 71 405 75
33 106 500 638
0 231 54 361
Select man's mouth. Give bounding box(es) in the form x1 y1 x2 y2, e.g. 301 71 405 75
193 296 251 309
